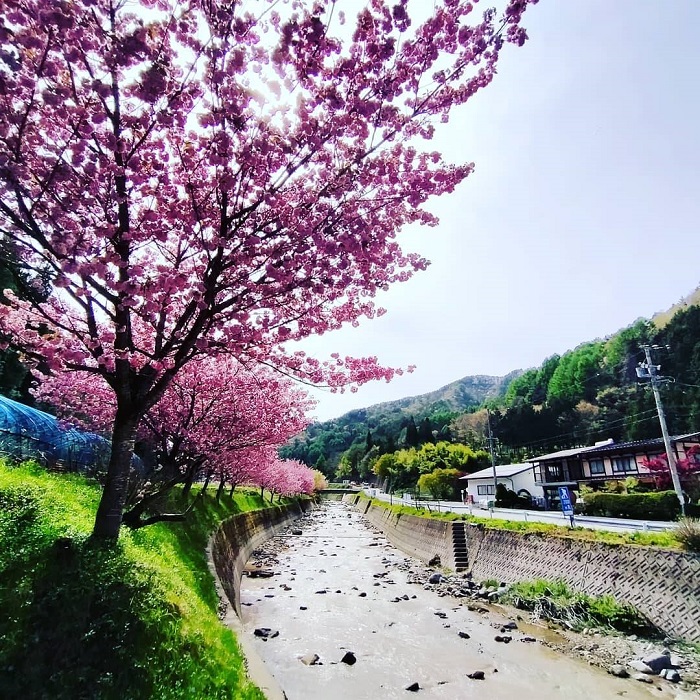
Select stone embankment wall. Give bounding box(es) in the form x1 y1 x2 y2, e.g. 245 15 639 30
353 495 458 569
348 496 700 642
211 501 312 617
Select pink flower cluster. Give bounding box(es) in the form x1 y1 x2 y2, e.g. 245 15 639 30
0 0 538 531
35 355 318 495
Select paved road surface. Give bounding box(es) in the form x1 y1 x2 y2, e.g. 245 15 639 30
366 490 675 533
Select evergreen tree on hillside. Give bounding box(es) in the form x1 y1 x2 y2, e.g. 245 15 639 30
653 306 700 434
405 417 419 448
418 417 434 444
0 240 51 403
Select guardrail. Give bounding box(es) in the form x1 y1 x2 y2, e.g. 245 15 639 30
363 490 675 533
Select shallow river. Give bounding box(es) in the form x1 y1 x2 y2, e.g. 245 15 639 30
240 501 663 700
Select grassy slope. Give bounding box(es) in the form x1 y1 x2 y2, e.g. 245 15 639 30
0 461 271 700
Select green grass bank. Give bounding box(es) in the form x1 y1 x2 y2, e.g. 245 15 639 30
0 460 277 700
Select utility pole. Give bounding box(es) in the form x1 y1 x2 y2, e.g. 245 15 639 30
486 408 498 507
638 345 685 515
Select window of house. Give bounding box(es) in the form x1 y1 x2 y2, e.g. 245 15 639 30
477 484 495 495
612 456 637 473
546 464 563 481
589 459 605 475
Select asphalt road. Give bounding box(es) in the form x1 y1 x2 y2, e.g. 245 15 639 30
365 491 676 533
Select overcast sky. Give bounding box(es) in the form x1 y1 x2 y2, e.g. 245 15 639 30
298 0 700 422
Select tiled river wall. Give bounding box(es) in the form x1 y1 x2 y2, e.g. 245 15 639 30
348 496 700 642
211 500 312 617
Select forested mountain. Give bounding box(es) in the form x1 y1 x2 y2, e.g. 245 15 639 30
282 289 700 480
365 372 522 415
280 372 522 476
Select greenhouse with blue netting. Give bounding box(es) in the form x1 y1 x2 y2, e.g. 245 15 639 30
0 394 112 475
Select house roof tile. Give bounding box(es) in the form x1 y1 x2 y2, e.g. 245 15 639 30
526 432 700 463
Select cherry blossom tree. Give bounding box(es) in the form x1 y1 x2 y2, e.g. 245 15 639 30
250 448 315 501
0 0 538 537
35 354 315 525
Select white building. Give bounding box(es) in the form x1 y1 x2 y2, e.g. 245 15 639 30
459 463 543 507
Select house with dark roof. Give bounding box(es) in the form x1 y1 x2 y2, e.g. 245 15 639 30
526 432 700 508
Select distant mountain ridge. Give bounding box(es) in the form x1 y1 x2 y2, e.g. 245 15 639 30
344 370 523 421
281 284 700 475
311 285 700 428
280 370 523 472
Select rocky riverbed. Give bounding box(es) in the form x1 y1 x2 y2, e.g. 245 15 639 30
239 501 699 699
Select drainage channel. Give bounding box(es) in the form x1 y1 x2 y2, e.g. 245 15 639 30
239 501 661 700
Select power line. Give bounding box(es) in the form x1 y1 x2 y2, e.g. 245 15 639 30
501 410 661 453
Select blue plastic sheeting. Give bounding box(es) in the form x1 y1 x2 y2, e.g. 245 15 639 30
0 394 118 475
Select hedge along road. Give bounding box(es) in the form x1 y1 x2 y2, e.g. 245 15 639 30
239 501 661 700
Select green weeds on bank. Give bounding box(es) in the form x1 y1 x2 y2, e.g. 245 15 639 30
501 579 659 636
356 492 680 550
673 517 700 552
0 460 269 700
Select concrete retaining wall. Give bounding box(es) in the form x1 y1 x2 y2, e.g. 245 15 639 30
350 496 700 642
351 495 458 569
211 500 311 617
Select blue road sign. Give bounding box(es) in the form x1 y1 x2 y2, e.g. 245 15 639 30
558 486 574 517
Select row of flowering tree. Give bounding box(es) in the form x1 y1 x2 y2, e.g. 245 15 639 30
36 355 318 526
0 0 538 537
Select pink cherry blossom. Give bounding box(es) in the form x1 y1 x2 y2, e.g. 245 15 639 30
0 0 538 537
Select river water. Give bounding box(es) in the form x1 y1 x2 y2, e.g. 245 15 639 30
240 501 664 700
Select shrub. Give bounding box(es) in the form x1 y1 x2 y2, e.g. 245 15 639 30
495 484 531 509
673 518 700 552
503 579 658 636
686 502 700 518
581 491 680 521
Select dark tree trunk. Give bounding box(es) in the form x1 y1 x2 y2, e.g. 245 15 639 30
92 412 138 539
215 477 225 502
182 462 197 500
200 470 212 494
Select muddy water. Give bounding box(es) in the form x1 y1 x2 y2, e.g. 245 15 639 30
240 502 660 700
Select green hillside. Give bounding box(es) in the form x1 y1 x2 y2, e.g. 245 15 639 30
0 461 267 700
363 370 522 416
652 285 700 329
280 371 522 475
283 292 700 480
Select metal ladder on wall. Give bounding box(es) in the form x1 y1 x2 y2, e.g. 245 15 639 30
452 522 469 572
